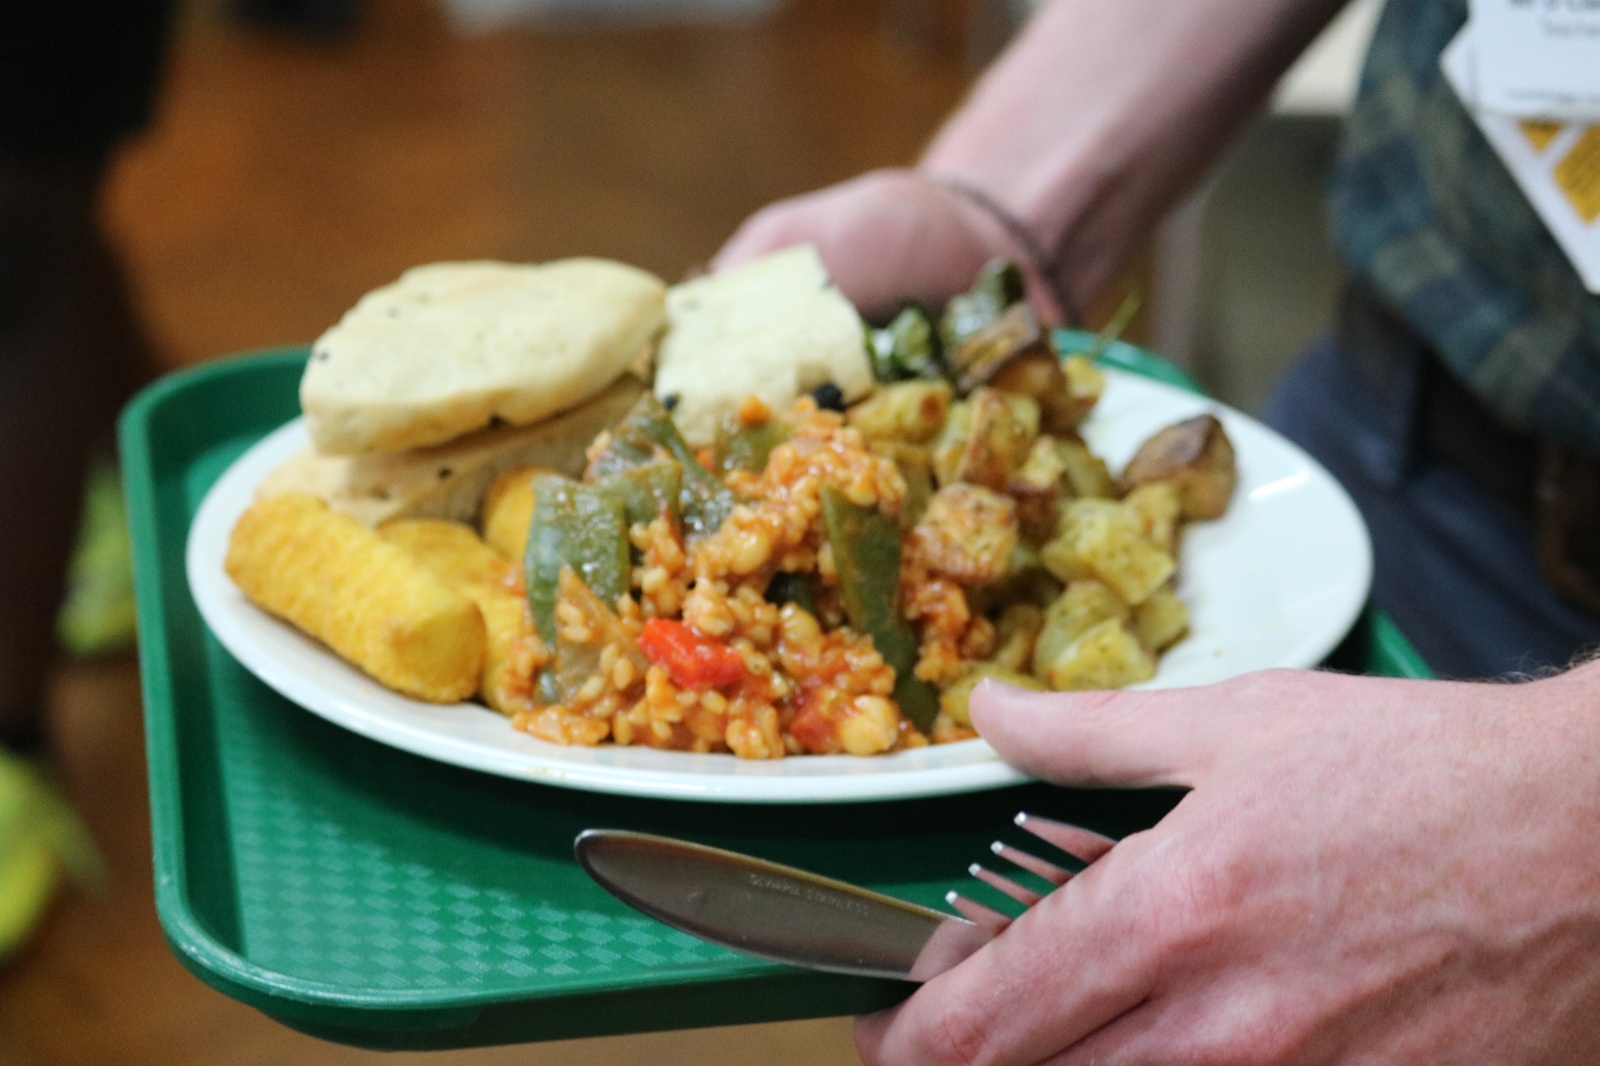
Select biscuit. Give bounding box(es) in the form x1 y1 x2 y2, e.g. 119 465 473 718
302 259 665 455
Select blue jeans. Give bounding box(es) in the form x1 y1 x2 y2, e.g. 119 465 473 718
1261 337 1600 680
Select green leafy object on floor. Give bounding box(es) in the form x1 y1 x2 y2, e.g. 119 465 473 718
57 459 138 659
0 751 104 964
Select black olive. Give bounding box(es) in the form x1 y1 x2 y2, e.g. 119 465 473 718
810 382 846 411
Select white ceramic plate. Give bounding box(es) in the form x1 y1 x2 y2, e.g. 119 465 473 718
187 370 1371 803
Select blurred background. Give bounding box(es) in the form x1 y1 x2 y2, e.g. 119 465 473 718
0 0 1374 1061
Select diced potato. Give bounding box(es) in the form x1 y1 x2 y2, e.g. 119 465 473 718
931 387 1040 490
1056 436 1117 499
930 401 971 487
949 304 1052 392
1121 414 1237 520
1059 356 1106 427
1008 436 1066 543
1132 583 1190 652
989 350 1087 436
910 483 1019 585
847 380 953 443
1038 618 1156 691
990 602 1045 673
940 664 1045 728
1040 499 1176 606
1033 579 1127 679
1123 481 1182 554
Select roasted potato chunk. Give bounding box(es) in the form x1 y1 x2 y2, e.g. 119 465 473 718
940 664 1045 728
1132 583 1189 652
949 304 1051 391
1059 356 1106 427
990 602 1045 673
1040 499 1176 605
932 387 1040 491
1123 481 1183 554
1008 436 1067 543
847 380 952 443
1122 413 1237 519
1037 618 1156 691
910 482 1019 585
1056 435 1117 499
1033 579 1128 679
226 493 485 703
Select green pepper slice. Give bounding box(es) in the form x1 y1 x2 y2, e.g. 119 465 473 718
524 475 630 651
596 458 683 529
588 393 737 539
869 304 944 383
819 487 941 733
714 418 792 475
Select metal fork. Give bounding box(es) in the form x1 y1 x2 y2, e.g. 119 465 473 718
947 812 1116 936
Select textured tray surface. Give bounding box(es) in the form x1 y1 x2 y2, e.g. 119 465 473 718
121 345 1425 1049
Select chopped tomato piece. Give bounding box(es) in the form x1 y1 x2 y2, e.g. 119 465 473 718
638 618 747 689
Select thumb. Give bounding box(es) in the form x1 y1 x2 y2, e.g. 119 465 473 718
968 677 1257 789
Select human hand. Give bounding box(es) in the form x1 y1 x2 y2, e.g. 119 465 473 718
712 168 1057 323
857 665 1600 1064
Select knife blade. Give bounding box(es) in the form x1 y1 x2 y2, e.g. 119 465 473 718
574 828 992 982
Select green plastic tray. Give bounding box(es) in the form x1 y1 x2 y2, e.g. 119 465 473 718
120 344 1428 1050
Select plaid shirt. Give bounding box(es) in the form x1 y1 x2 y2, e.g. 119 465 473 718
1330 0 1600 456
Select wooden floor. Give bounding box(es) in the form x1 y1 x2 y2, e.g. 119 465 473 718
0 2 982 1062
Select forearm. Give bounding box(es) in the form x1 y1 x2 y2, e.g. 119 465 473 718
920 0 1348 305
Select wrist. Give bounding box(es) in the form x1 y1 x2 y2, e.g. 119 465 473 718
914 167 1081 326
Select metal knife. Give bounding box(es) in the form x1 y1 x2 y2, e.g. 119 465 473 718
574 828 992 982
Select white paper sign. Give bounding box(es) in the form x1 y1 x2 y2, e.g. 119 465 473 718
1469 0 1600 120
1443 23 1600 292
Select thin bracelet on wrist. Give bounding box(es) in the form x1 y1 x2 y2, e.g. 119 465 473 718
922 172 1081 327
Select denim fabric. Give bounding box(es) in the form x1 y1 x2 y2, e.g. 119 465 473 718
1263 337 1600 680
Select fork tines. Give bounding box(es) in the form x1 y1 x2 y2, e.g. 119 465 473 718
948 813 1118 936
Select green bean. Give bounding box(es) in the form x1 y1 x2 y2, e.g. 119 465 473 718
587 393 738 539
819 487 940 733
714 418 792 475
523 475 630 654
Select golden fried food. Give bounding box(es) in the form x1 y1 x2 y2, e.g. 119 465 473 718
377 518 547 716
481 465 551 562
225 493 485 703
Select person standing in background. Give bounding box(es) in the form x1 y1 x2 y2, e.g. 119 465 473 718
716 0 1600 1060
0 1 174 958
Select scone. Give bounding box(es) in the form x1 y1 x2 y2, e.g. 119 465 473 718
302 258 665 455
